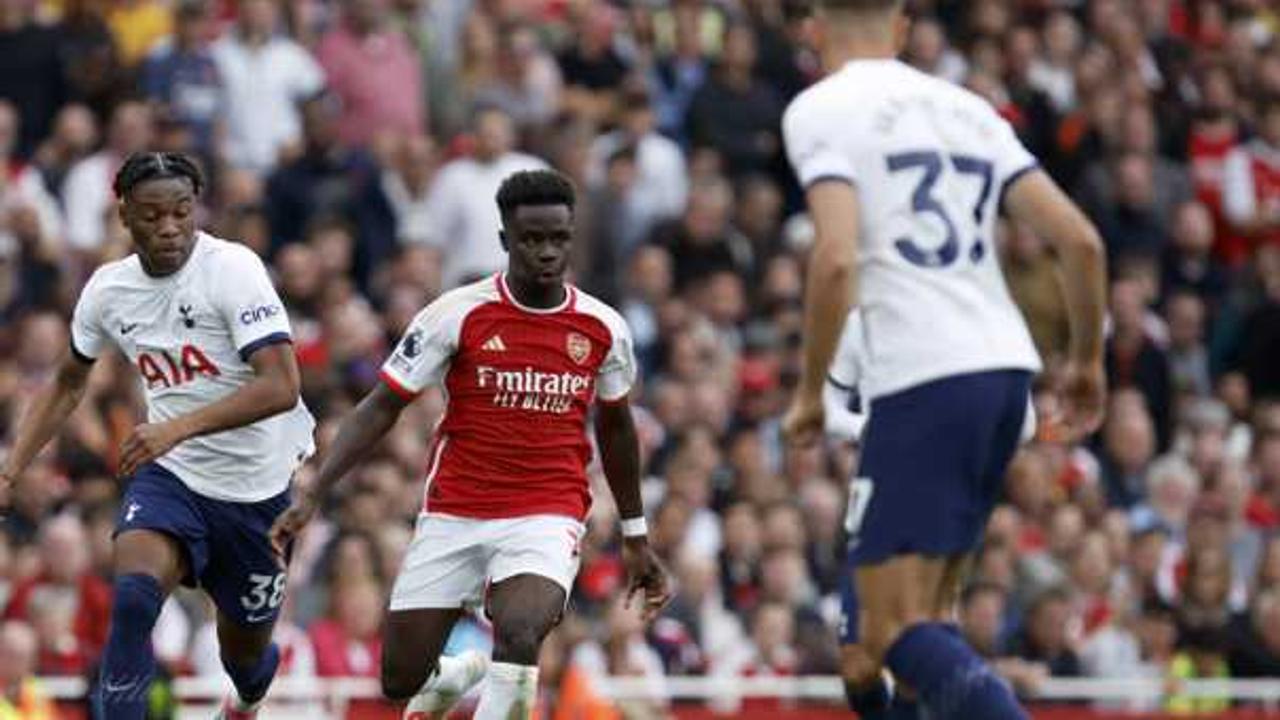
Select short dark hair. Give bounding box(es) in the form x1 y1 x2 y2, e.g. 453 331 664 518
496 169 576 220
113 151 205 200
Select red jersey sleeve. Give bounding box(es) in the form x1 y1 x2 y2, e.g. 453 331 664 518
379 283 483 397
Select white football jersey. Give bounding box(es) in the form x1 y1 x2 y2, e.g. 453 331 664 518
71 233 315 502
824 309 1037 443
784 59 1042 400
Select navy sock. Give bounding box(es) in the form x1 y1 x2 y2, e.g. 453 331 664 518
884 623 1027 720
93 574 164 720
845 675 891 717
222 642 281 705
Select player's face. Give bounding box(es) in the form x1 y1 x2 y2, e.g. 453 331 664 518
503 204 573 288
121 177 198 277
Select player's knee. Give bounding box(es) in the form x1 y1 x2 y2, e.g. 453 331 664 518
492 620 547 665
110 573 165 629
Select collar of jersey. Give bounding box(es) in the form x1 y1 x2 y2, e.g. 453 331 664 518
495 272 574 314
133 232 206 285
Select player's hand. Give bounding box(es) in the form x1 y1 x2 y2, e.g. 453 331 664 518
782 393 825 448
268 491 318 566
1060 362 1106 441
118 421 188 478
621 537 671 623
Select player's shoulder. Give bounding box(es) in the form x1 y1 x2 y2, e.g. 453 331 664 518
414 275 502 325
571 288 630 340
79 254 141 301
199 233 262 265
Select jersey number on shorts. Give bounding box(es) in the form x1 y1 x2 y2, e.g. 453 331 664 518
844 478 874 538
886 151 993 268
240 572 286 612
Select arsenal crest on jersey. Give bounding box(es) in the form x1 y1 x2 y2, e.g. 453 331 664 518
566 332 591 365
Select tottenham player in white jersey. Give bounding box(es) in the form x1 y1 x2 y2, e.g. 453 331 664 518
0 152 315 720
781 2 1107 719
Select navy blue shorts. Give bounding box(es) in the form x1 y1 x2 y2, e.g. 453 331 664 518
115 463 291 628
838 369 1030 643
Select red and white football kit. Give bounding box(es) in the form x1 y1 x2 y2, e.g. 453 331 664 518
383 274 636 611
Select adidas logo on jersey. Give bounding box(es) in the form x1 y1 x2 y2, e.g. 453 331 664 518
482 335 507 352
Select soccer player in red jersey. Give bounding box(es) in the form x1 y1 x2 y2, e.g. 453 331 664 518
270 169 670 719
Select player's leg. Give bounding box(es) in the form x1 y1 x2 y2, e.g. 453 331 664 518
385 515 491 716
853 555 947 719
213 609 282 716
848 371 1031 720
472 515 583 720
200 486 295 717
474 574 566 720
96 464 205 720
96 528 187 719
836 565 895 717
382 605 492 720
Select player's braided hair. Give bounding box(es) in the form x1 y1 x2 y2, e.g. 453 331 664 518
112 151 205 200
496 169 576 220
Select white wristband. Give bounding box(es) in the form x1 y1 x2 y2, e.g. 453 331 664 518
620 516 648 538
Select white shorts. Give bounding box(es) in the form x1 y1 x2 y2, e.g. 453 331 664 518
388 513 585 612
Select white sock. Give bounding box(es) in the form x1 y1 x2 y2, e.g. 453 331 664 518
418 654 470 695
471 661 538 720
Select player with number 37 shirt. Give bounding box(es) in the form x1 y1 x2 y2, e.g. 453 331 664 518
779 2 1107 719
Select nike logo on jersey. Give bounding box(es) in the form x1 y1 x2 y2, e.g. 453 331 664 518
120 322 139 335
482 335 507 352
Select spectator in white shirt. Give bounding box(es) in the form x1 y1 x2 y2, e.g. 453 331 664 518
61 100 152 253
0 102 63 248
423 106 545 288
588 87 688 253
212 0 325 175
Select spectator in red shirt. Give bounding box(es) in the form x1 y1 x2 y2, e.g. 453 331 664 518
308 578 383 677
1186 65 1246 263
1223 95 1280 260
315 0 424 148
2 514 110 661
28 587 88 676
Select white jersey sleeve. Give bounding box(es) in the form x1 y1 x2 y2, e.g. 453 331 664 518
783 99 857 188
380 292 471 398
989 111 1039 202
596 315 637 403
212 246 293 360
70 272 108 361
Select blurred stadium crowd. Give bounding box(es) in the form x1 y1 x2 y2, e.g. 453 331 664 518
2 0 1280 716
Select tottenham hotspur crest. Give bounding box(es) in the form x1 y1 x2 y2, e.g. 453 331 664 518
566 332 590 365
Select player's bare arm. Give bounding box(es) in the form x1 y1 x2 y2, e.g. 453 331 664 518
119 342 301 477
783 180 860 447
595 398 671 621
1004 169 1108 438
0 350 95 503
269 381 409 559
